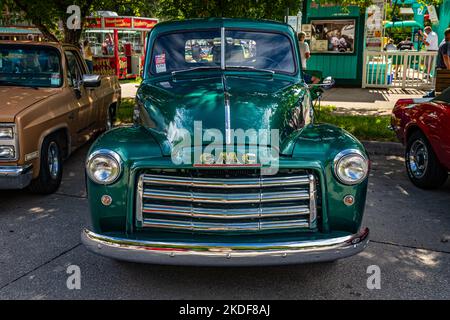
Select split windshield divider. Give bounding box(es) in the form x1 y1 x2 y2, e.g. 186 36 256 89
221 27 226 70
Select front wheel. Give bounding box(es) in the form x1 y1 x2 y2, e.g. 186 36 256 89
28 134 63 194
405 131 447 189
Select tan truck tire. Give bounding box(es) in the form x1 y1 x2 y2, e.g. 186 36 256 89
28 133 63 194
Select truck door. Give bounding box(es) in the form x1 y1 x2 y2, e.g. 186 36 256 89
64 50 98 144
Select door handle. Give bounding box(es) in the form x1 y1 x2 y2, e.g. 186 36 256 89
68 112 75 120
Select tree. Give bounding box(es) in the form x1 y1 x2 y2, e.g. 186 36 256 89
2 0 443 44
156 0 303 21
0 0 158 44
306 0 443 14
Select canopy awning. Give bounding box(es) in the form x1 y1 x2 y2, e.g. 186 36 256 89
0 27 41 35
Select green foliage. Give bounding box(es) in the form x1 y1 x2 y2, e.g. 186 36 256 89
119 77 142 85
117 98 135 124
317 106 396 142
156 0 302 21
416 0 443 6
1 0 158 44
2 0 444 45
316 0 373 11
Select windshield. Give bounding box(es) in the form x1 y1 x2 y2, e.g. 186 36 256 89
149 29 296 75
0 45 62 88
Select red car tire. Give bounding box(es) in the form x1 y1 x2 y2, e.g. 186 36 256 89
405 130 448 189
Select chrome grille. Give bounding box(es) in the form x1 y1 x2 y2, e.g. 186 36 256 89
136 169 318 233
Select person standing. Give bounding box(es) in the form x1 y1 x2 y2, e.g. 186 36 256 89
384 39 397 51
397 37 414 51
298 32 319 84
83 39 94 74
422 26 439 77
423 26 439 51
393 37 414 77
298 31 310 70
423 28 450 97
436 28 450 70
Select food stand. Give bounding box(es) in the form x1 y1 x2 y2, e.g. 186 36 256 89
301 0 365 86
84 16 158 79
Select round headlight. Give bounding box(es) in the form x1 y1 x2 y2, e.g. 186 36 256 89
86 150 122 185
334 149 369 185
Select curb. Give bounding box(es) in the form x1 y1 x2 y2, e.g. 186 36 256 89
362 140 404 157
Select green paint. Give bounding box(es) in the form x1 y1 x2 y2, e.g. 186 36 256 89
437 0 450 43
86 18 368 244
303 0 364 85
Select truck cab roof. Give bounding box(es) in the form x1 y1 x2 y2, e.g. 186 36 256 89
152 17 296 35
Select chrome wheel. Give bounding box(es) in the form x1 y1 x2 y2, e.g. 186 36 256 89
408 140 428 179
47 141 60 179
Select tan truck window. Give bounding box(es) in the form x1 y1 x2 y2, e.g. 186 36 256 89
0 44 62 88
65 51 83 87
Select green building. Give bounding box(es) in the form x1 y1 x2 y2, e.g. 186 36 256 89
301 0 365 86
437 0 450 43
301 0 450 87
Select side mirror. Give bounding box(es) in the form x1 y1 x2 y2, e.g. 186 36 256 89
308 76 335 90
82 74 101 88
321 76 335 89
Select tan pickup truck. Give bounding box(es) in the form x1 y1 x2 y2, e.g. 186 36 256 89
0 41 121 193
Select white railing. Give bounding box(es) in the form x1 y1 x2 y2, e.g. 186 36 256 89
362 51 438 89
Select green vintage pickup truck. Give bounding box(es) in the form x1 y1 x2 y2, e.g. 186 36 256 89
82 18 370 266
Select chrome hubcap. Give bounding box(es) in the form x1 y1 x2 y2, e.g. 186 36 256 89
48 142 60 179
408 140 428 179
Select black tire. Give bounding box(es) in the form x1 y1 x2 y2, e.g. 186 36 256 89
28 134 63 194
405 130 448 189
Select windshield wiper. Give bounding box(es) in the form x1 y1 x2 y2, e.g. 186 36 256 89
171 66 221 76
225 66 275 75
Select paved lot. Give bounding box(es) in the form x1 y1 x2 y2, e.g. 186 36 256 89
321 88 427 116
0 143 449 300
121 83 139 99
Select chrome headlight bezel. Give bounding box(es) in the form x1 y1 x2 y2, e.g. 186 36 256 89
0 145 15 159
0 124 18 161
0 127 14 139
86 149 123 185
333 149 369 185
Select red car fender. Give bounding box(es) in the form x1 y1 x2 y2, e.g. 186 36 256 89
394 100 450 171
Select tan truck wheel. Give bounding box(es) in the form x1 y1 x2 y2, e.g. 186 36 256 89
28 134 63 194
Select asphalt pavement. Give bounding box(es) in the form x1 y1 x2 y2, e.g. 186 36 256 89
0 143 449 299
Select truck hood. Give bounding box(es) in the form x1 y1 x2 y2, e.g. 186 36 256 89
0 87 59 122
137 74 307 156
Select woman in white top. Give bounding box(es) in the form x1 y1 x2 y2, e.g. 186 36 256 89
298 31 310 70
298 32 319 84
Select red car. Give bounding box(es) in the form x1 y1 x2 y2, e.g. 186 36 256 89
391 88 450 189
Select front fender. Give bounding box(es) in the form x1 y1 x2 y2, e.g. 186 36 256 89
402 103 450 168
86 126 162 234
292 124 369 234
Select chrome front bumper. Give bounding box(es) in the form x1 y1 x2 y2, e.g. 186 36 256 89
0 165 33 189
81 228 369 266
